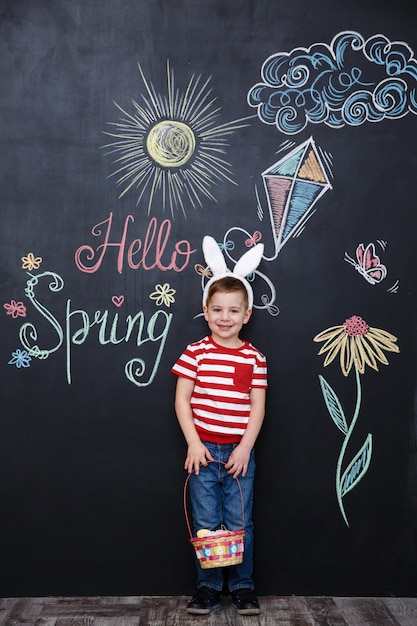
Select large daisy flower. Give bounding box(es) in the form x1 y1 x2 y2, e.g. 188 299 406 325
313 315 399 377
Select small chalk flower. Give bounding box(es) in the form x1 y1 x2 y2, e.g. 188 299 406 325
9 348 32 368
4 300 27 318
21 253 42 271
149 283 176 307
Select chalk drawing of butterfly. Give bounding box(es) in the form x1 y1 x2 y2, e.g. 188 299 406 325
344 243 387 285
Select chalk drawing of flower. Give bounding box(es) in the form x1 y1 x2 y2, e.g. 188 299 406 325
313 315 399 526
21 253 42 271
314 315 399 377
4 300 27 318
149 283 176 307
8 348 32 368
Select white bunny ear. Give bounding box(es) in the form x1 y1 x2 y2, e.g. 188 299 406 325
202 236 228 276
234 243 264 278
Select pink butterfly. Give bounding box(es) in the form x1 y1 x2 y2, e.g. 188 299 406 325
344 243 387 285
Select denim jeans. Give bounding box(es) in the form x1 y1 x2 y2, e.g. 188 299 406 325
188 441 256 593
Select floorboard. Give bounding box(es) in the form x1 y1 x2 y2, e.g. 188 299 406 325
1 596 417 625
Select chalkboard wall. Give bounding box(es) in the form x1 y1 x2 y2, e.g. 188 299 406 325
1 0 417 597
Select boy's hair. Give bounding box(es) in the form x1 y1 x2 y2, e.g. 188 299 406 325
205 276 249 309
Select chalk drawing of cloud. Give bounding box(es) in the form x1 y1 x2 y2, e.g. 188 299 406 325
248 31 417 134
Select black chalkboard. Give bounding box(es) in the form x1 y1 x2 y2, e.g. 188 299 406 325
1 0 417 597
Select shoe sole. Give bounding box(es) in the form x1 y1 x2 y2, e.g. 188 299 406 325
233 601 260 616
186 603 221 615
237 607 261 615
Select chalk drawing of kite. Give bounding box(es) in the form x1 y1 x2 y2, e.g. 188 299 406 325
102 61 251 217
214 137 332 314
261 136 333 257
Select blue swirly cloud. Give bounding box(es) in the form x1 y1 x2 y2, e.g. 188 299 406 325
247 31 417 134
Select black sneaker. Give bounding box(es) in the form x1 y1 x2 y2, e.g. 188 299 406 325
231 588 260 615
186 586 221 615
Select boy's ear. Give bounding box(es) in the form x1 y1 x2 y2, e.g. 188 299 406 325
243 309 252 324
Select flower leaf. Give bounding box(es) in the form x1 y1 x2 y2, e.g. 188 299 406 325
318 375 348 434
340 433 372 498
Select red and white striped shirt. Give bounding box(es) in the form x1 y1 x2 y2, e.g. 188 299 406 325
171 335 267 444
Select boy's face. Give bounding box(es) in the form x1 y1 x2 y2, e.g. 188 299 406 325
203 290 251 347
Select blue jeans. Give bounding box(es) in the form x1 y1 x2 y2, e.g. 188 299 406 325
188 441 256 593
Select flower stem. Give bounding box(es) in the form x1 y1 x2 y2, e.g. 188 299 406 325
336 365 362 526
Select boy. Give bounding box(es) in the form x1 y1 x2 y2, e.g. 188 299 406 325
171 236 267 616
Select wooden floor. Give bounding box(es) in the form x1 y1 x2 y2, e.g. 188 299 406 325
1 595 417 625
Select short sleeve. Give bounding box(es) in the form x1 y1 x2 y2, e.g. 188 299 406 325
251 353 267 388
171 345 198 381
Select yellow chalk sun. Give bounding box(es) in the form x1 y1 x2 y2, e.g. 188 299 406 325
146 120 196 168
103 61 250 217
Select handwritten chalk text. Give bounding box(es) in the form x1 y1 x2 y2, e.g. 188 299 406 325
74 212 196 274
20 271 172 386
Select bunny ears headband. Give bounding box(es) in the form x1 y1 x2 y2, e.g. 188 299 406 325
202 235 264 309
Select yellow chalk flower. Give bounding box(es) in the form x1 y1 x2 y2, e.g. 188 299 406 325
149 283 176 307
313 315 399 377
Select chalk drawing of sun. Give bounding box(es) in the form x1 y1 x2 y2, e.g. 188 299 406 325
102 61 250 217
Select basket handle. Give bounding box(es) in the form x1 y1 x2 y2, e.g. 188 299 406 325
183 460 245 539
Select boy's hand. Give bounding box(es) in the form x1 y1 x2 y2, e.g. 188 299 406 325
185 441 214 475
225 444 251 478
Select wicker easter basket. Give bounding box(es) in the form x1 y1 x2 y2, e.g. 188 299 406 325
183 461 245 569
